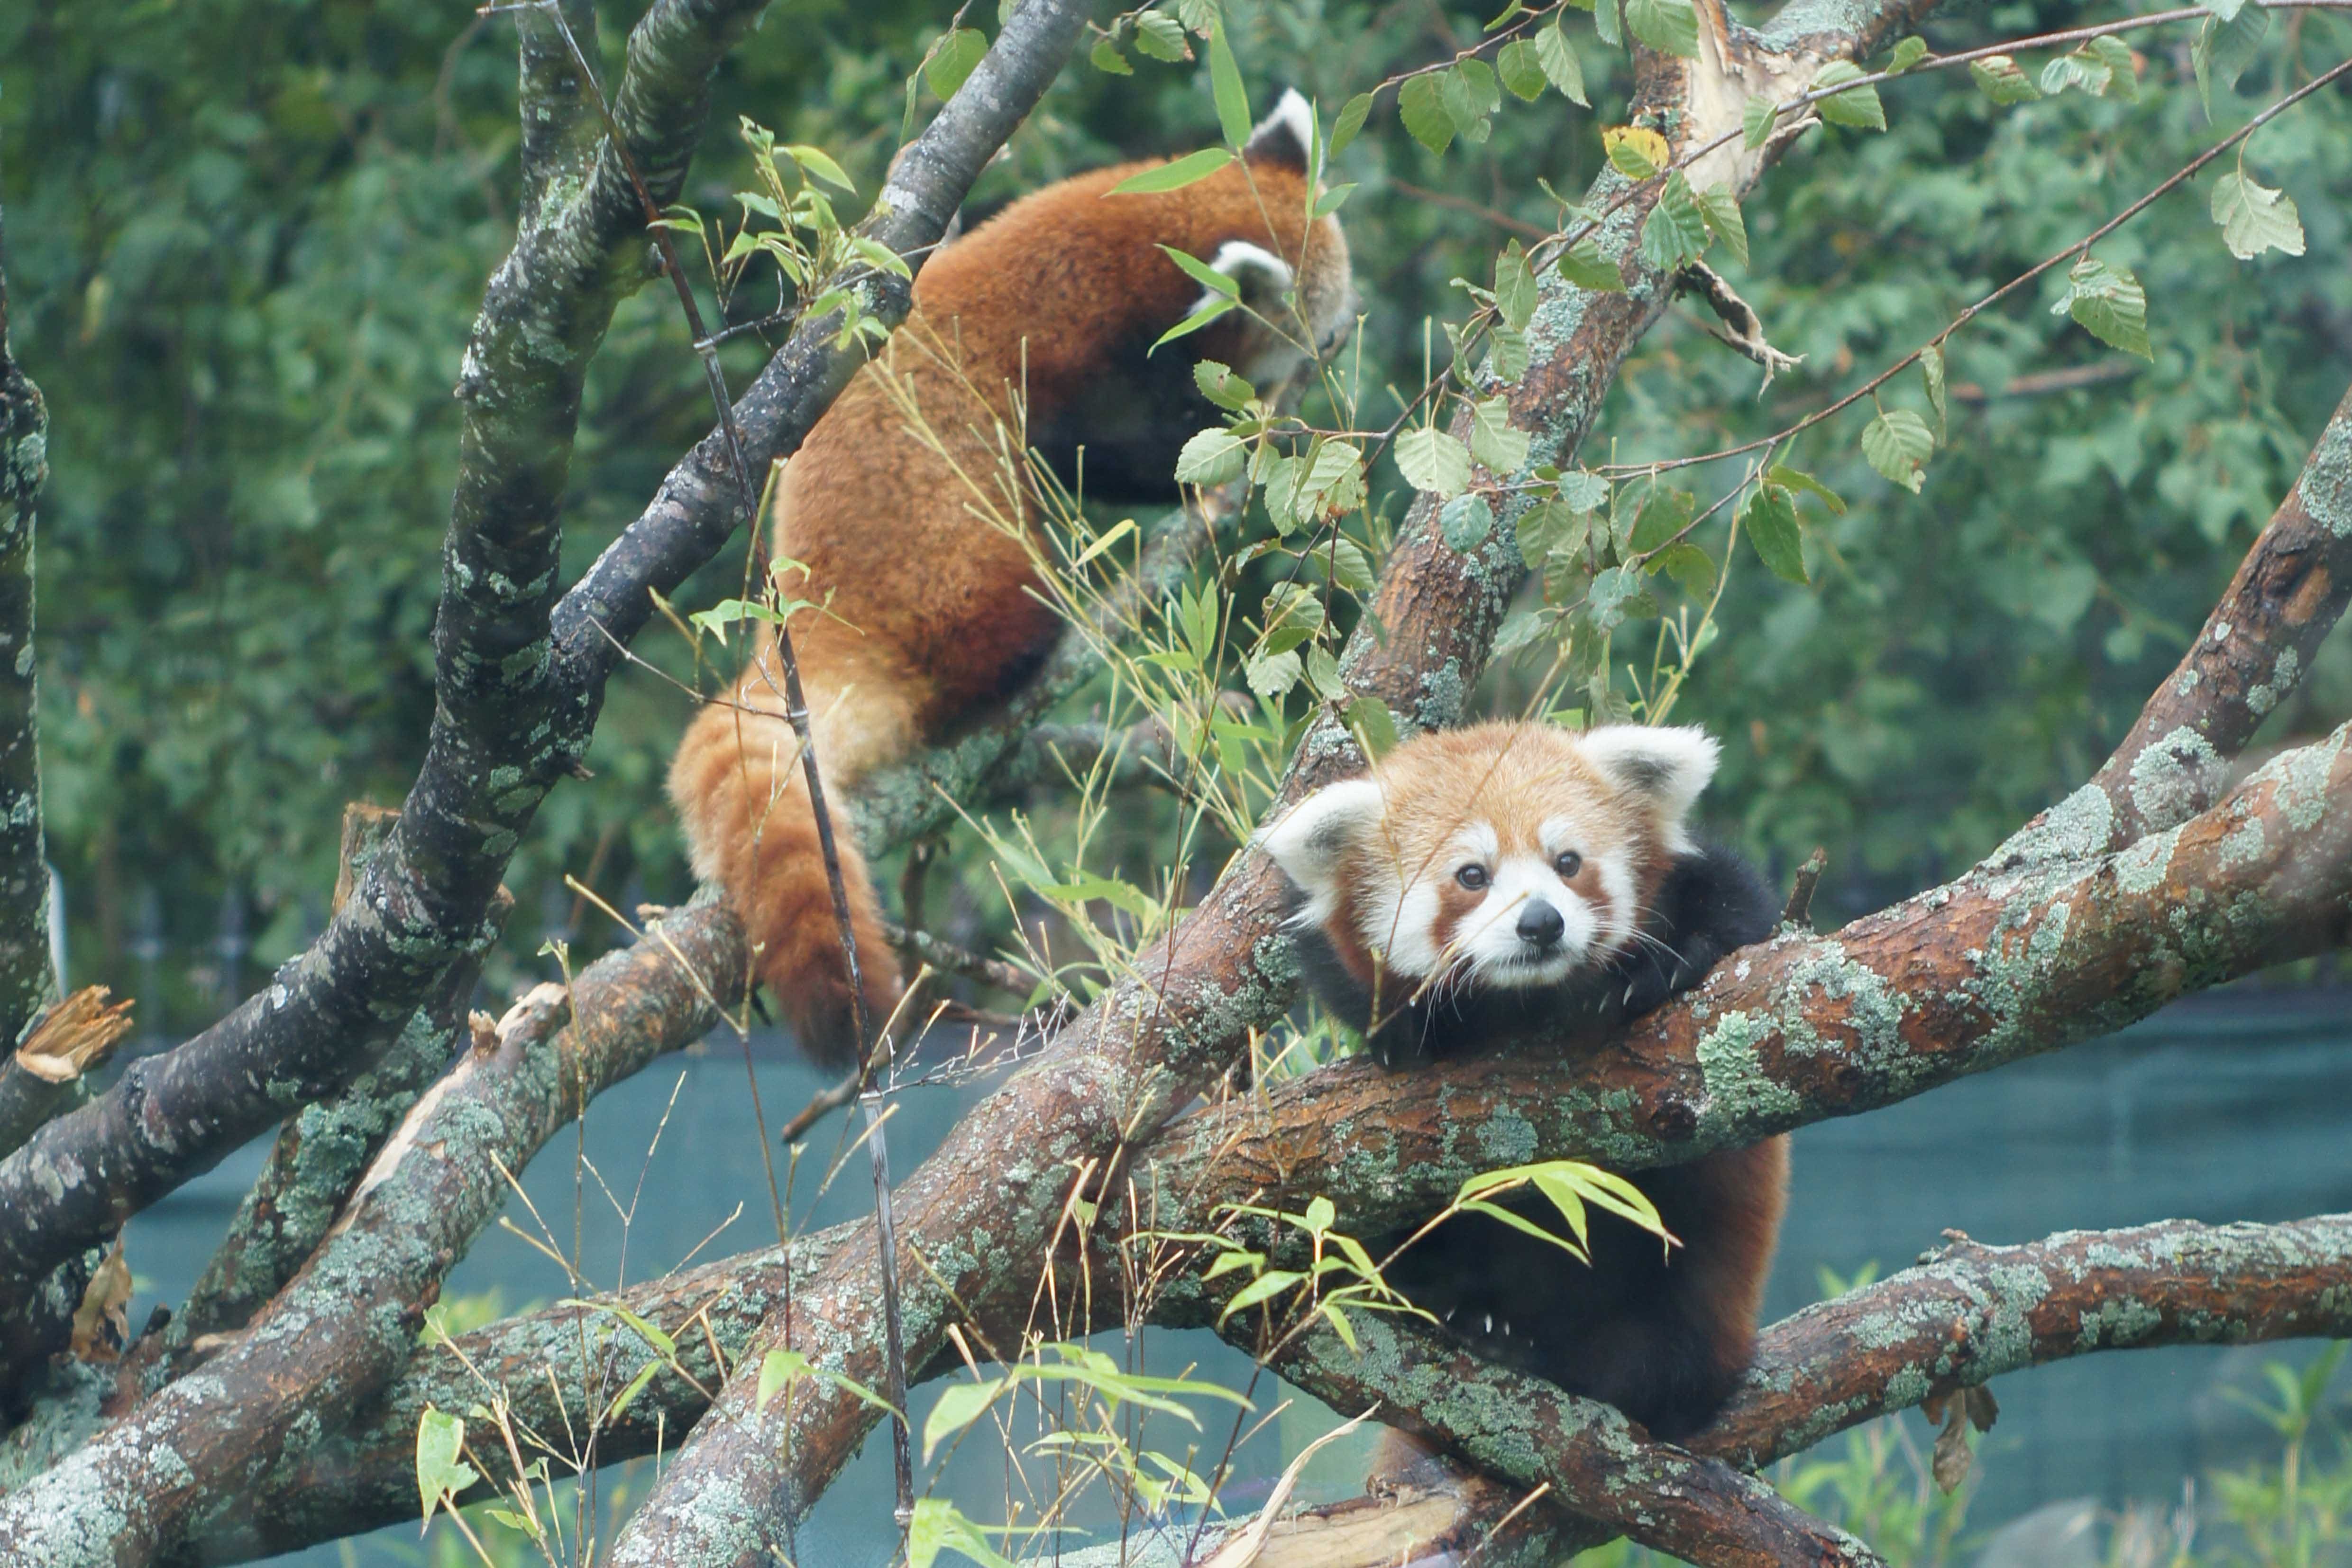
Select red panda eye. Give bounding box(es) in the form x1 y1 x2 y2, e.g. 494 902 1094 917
1555 851 1583 878
1455 864 1489 891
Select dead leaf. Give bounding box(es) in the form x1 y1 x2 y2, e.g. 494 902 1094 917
1930 1399 1973 1492
1202 1405 1377 1568
16 986 135 1083
70 1238 132 1363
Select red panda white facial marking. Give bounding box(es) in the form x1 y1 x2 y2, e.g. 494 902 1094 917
1259 722 1724 1000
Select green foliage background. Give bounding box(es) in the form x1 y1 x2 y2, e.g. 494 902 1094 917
2 0 2348 1026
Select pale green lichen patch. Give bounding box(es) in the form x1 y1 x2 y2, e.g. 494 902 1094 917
2218 817 2268 869
1989 782 2111 867
2294 406 2352 537
2127 728 2223 833
2256 724 2347 831
1694 1009 1804 1126
2078 1296 2164 1347
2246 646 2301 716
2111 830 2178 896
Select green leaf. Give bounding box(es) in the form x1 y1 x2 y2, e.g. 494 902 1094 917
1968 55 2040 104
1440 493 1497 552
1766 463 1846 513
2053 255 2152 361
924 1377 1010 1462
1469 395 1530 474
1218 1268 1305 1322
1135 11 1191 60
756 1348 799 1412
2211 170 2306 260
1323 536 1379 594
1920 341 1947 439
1176 427 1248 485
1861 407 1935 493
1330 92 1375 156
1489 321 1530 382
1398 74 1456 156
414 1409 477 1519
1533 23 1589 105
1193 358 1257 411
1208 22 1252 146
1557 469 1610 511
1626 486 1695 552
1603 126 1663 179
1091 38 1135 73
1811 61 1886 130
1396 426 1473 497
1638 171 1710 272
1885 35 1928 73
2208 0 2247 21
1161 244 1242 298
1557 237 1627 293
2088 35 2138 100
1741 94 1776 149
783 144 856 193
1150 296 1234 351
1742 485 1807 583
1493 241 1537 332
1314 183 1356 218
1516 498 1586 567
1695 184 1747 268
1652 541 1716 600
1110 147 1235 195
1592 0 1620 47
907 1499 1018 1568
1624 0 1699 57
1497 38 1546 100
2039 50 2110 97
924 28 989 101
2193 5 2268 116
1456 57 1502 116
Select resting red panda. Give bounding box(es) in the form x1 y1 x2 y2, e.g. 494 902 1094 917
669 93 1355 1064
1258 720 1786 1438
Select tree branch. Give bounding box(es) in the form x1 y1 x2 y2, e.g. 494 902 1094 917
1994 378 2352 869
0 194 53 1056
0 903 749 1567
0 0 775 1307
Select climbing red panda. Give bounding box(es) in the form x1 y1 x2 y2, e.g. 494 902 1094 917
1258 720 1787 1438
669 93 1355 1065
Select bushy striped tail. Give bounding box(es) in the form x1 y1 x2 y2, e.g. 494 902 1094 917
669 702 903 1068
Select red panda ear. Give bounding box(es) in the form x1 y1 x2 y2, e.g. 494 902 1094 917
1243 88 1316 172
1256 778 1384 909
1578 725 1720 827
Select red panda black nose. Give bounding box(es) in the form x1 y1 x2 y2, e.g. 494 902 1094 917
1517 901 1565 949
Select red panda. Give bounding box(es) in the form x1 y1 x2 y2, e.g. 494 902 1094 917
669 93 1355 1065
1258 721 1787 1439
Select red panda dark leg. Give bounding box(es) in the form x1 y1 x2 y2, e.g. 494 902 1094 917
1381 1137 1789 1440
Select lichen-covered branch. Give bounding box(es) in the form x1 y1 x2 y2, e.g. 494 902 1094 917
0 0 775 1308
0 198 53 1059
1253 1315 1885 1568
0 904 748 1568
1995 377 2352 869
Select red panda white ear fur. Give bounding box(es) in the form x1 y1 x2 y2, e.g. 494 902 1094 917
1578 724 1719 849
1243 88 1316 171
1256 777 1384 924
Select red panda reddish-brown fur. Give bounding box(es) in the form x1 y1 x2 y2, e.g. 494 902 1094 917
670 99 1353 1065
1258 721 1787 1439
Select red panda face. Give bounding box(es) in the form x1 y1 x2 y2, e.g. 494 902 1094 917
1259 723 1722 999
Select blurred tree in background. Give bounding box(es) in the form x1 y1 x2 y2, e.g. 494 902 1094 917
3 0 2346 1029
